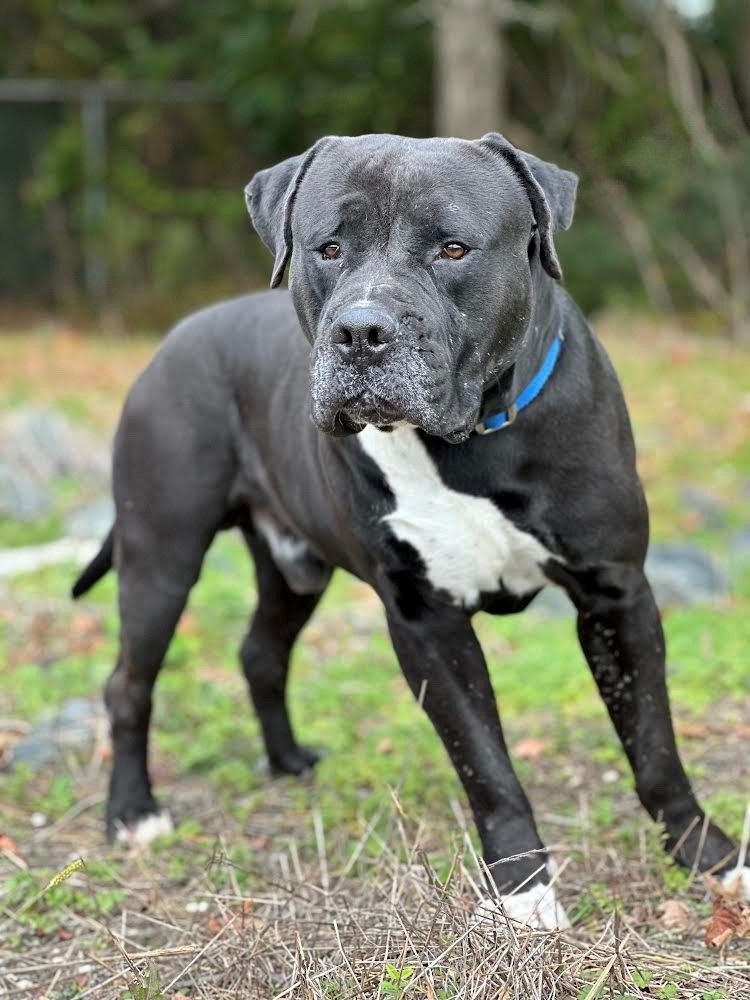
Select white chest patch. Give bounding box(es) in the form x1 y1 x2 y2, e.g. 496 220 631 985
358 425 554 608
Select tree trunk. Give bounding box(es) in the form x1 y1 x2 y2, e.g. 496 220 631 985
737 5 750 124
434 0 504 138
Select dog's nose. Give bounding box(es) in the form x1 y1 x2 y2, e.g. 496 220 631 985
330 306 396 362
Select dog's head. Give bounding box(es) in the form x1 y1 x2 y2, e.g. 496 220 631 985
246 133 577 442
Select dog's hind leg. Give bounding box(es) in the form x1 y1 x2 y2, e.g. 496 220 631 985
105 523 213 845
240 529 332 775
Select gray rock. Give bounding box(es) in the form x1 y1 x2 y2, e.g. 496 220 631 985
526 542 729 617
645 543 728 607
0 406 110 523
6 697 105 771
66 497 115 538
0 459 53 520
679 484 730 530
529 586 572 618
728 528 750 577
0 406 110 484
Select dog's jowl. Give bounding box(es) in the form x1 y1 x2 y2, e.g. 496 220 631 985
73 132 750 928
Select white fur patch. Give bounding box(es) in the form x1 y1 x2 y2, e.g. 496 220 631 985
475 882 571 931
115 810 173 847
254 511 310 564
358 425 554 607
720 865 750 901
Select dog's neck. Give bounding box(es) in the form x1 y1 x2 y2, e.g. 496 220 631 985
479 275 562 423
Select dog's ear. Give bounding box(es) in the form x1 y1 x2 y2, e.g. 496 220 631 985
245 139 328 288
479 132 578 280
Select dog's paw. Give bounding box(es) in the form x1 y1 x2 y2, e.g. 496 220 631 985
719 865 750 901
113 809 174 847
269 745 321 776
475 881 571 931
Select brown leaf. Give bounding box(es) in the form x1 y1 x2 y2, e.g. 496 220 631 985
705 897 750 949
0 834 22 860
675 720 710 739
512 738 548 761
657 899 691 931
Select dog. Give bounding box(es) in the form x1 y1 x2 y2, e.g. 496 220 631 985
73 132 749 928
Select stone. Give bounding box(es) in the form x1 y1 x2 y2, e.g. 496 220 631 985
66 497 115 539
5 697 106 771
679 485 730 530
0 459 53 520
645 543 728 608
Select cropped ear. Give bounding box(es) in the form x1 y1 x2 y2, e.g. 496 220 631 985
245 138 328 288
479 132 578 280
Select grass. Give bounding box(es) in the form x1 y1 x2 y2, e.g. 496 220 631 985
0 315 749 997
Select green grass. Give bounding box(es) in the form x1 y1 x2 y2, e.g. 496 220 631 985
2 527 748 851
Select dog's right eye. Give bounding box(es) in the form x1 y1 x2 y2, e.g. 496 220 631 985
321 243 341 260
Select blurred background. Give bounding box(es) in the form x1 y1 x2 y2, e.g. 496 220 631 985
1 0 749 333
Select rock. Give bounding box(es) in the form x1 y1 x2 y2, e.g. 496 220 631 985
0 405 109 484
0 459 53 520
728 528 750 578
66 497 114 539
529 586 572 618
679 485 730 530
6 697 105 771
645 543 728 608
527 542 728 616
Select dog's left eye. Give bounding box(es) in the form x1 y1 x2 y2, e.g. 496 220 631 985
439 242 468 260
321 243 341 260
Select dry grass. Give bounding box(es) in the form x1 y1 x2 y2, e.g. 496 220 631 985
2 800 749 999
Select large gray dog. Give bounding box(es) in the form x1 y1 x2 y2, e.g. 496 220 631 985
74 132 749 928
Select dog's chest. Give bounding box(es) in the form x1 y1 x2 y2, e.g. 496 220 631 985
358 426 551 607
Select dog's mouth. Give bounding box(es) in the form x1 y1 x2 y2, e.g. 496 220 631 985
309 351 482 443
344 391 405 428
319 393 479 443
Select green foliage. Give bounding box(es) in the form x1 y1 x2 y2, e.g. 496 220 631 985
379 962 414 997
121 964 165 1000
6 864 125 933
2 1 749 323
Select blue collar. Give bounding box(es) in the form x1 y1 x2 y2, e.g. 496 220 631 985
475 328 564 435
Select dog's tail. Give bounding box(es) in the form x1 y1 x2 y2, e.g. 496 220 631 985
71 526 114 599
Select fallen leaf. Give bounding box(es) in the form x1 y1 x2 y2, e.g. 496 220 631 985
0 834 21 859
207 899 253 935
705 897 750 949
656 899 691 931
675 721 710 739
512 738 548 760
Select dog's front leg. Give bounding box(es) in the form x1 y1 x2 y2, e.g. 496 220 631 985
552 560 745 890
384 596 569 928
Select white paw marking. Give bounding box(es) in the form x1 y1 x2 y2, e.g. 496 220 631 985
475 881 571 931
115 810 173 847
358 425 557 607
719 865 750 901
